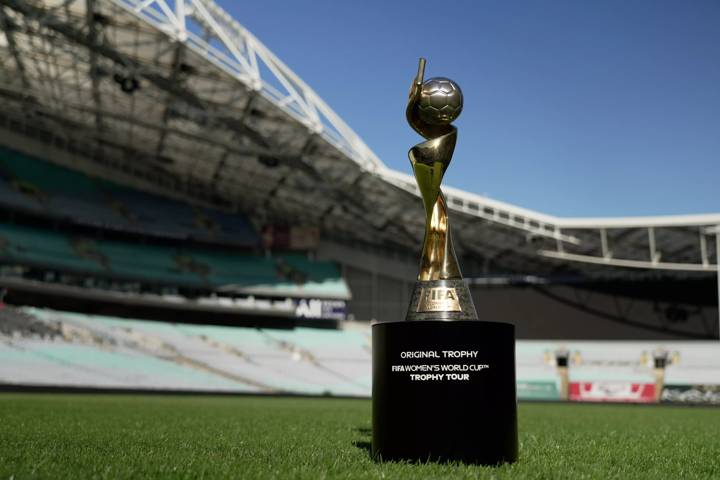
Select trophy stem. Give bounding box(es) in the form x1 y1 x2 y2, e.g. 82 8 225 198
418 191 461 281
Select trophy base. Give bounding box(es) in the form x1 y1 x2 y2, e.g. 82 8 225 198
371 320 518 465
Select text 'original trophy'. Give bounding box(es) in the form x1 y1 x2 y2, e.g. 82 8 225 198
371 59 518 465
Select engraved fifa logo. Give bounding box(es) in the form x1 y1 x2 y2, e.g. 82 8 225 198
417 287 462 313
429 288 455 300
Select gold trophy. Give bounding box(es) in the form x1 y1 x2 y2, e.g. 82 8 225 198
371 59 518 464
405 58 478 321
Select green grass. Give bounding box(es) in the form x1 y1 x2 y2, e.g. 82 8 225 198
1 394 719 479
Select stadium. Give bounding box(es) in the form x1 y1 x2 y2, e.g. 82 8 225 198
0 0 718 478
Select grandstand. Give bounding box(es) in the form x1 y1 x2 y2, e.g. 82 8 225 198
0 306 371 395
0 147 349 326
1 305 718 404
0 0 718 405
0 145 259 244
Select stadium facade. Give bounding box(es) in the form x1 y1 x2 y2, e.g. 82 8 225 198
0 0 719 404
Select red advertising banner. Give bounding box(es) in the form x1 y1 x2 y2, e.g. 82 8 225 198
569 381 655 403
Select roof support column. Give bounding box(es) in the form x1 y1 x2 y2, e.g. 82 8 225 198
600 228 611 259
700 228 709 266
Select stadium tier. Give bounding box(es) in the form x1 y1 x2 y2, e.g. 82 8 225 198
0 221 349 299
1 306 718 404
0 146 259 246
0 306 370 396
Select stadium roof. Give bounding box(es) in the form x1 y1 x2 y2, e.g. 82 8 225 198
1 0 718 277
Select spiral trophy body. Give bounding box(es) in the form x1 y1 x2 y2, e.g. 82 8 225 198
405 59 477 321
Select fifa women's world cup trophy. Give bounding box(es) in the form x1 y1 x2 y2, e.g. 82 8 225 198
404 58 477 320
371 59 518 465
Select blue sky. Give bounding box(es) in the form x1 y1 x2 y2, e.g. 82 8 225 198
220 0 720 217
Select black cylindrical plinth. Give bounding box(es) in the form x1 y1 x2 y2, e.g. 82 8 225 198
372 321 517 465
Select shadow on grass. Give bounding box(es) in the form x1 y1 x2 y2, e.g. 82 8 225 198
352 426 373 459
352 440 372 456
352 426 512 467
353 426 372 436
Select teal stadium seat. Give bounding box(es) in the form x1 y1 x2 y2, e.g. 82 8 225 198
0 221 349 296
191 251 278 286
0 147 261 246
0 147 99 197
0 223 105 273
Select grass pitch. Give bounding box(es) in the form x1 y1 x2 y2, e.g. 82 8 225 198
1 394 718 479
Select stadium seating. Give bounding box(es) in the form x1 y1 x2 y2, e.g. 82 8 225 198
515 341 564 400
1 306 717 402
663 342 720 386
0 307 369 395
0 223 106 273
0 222 350 298
0 147 353 299
0 146 260 246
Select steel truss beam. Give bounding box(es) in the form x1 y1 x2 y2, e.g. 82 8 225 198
109 0 383 173
539 250 716 272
